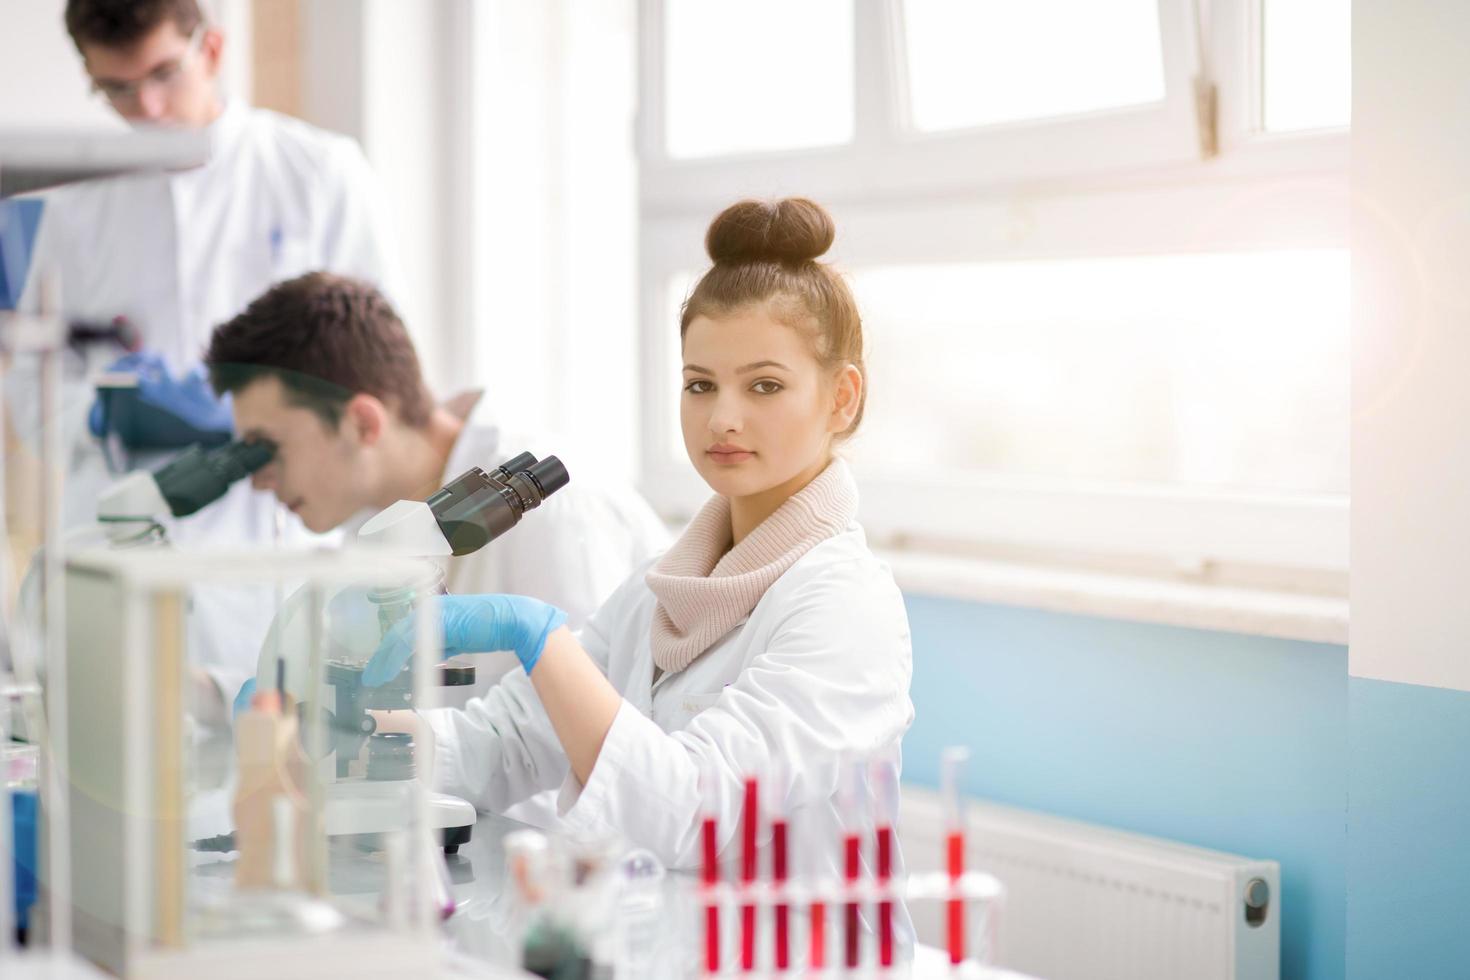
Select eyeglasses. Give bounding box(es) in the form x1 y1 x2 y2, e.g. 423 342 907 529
89 28 205 108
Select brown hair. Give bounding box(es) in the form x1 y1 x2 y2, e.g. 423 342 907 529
66 0 203 51
206 273 434 429
681 198 867 437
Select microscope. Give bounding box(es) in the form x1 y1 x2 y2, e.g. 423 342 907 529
255 452 569 851
7 437 274 722
92 437 276 544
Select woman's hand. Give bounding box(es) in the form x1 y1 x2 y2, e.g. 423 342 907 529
362 594 568 687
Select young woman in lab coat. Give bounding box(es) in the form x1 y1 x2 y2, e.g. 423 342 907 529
367 198 914 878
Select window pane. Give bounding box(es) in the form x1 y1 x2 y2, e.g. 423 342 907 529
901 0 1166 133
1263 0 1351 132
663 0 854 159
848 251 1349 496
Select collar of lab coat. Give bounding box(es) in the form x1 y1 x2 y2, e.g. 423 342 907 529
441 388 495 479
338 389 494 540
203 98 250 168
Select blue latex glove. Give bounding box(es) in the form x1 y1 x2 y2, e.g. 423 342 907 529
362 594 568 688
232 677 257 720
89 350 234 442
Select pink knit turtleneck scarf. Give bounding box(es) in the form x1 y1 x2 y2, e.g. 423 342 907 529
645 457 860 674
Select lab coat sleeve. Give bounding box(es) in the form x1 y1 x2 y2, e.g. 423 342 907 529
554 557 914 871
424 580 622 812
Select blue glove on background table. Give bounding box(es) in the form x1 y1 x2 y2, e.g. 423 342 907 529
232 677 258 719
89 350 234 448
362 594 568 687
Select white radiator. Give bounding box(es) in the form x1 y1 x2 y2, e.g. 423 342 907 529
900 787 1279 980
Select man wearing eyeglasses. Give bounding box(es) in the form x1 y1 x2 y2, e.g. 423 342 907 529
13 0 399 726
80 9 216 125
36 0 400 370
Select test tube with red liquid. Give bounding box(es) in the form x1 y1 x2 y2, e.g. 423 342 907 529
793 801 829 974
739 774 759 972
700 762 722 975
837 756 868 971
870 750 901 969
762 760 792 973
941 747 971 966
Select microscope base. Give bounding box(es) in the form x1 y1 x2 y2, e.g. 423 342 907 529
324 780 476 845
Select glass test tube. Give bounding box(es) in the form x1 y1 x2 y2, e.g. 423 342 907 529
740 772 759 972
763 759 791 973
837 756 868 971
941 747 971 965
870 750 902 969
793 800 829 973
700 760 722 975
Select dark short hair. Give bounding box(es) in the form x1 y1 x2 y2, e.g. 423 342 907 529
206 273 434 429
65 0 203 51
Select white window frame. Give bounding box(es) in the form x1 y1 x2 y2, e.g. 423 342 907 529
639 0 1210 206
636 0 1349 576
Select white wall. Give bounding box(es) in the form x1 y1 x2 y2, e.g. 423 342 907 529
360 0 462 398
299 0 641 483
468 0 639 483
1351 0 1470 690
0 0 122 130
298 0 463 397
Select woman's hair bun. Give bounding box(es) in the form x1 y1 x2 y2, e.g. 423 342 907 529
705 197 835 266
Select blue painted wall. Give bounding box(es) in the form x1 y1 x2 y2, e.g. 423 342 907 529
899 594 1347 980
1347 677 1470 980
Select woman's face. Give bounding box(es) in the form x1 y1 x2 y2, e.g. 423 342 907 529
680 305 854 500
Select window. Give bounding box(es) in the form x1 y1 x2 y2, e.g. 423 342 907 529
1261 0 1351 132
467 0 642 484
849 252 1348 496
663 0 853 158
638 0 1351 576
901 0 1166 132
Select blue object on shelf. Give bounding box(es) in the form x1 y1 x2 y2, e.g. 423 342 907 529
10 788 38 934
90 352 234 451
92 383 234 451
0 199 45 311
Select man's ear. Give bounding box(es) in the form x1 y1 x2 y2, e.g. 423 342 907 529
200 27 224 79
343 393 389 447
829 363 863 435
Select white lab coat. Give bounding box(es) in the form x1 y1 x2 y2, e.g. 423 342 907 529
426 521 915 891
13 99 398 704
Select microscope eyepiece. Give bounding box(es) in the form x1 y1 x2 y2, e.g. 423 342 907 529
492 452 539 481
153 438 277 517
527 456 570 496
428 452 570 556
